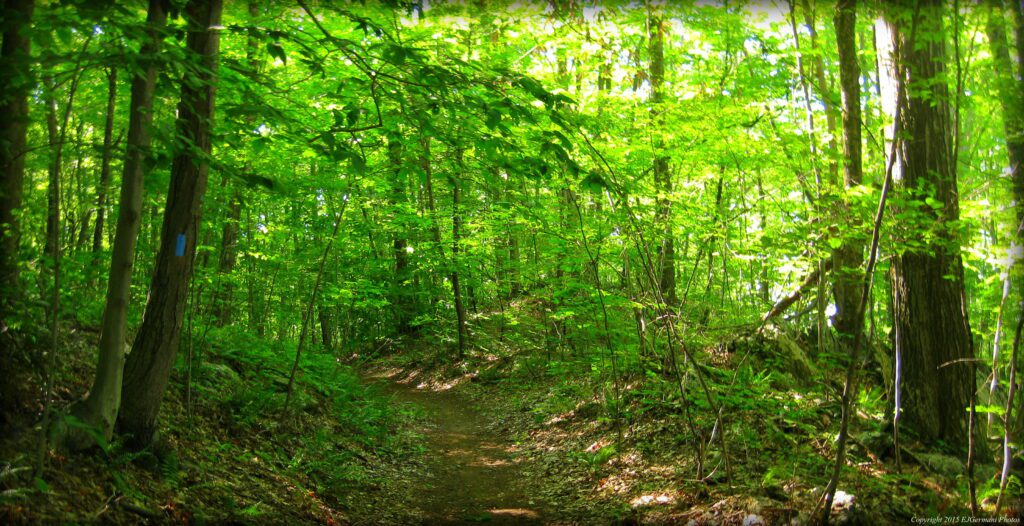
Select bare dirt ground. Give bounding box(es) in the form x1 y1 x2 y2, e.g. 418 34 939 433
367 371 562 525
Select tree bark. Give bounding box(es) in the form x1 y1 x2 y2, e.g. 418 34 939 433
421 135 447 311
283 196 348 414
0 0 34 317
67 0 168 449
43 77 62 271
648 11 676 306
117 0 222 449
761 260 833 325
832 0 865 344
213 0 259 327
92 67 118 254
319 305 333 352
986 0 1024 480
888 0 973 449
800 0 840 184
451 149 467 359
388 132 413 334
214 186 240 326
986 0 1024 242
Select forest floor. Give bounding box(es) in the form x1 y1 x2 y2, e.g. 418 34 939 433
355 320 1024 525
2 315 1021 524
363 369 558 524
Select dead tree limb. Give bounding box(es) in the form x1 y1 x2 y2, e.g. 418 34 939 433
761 259 833 325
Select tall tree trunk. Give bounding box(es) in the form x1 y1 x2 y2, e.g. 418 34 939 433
698 173 725 326
888 1 973 449
986 0 1024 478
388 132 413 334
756 173 771 306
43 77 62 272
422 137 442 249
92 67 118 254
41 42 86 324
67 0 168 449
319 305 333 352
648 11 676 305
832 0 865 345
283 196 348 414
800 0 840 184
986 0 1024 248
451 149 467 359
214 185 240 326
507 220 521 296
0 0 34 319
421 135 445 310
213 0 258 327
117 0 222 449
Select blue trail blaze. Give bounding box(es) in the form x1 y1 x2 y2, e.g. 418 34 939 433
175 233 186 257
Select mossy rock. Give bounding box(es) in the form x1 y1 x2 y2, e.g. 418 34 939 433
775 333 817 384
199 362 241 387
916 452 963 478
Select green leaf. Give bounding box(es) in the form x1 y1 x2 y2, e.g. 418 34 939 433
581 172 607 193
267 42 287 64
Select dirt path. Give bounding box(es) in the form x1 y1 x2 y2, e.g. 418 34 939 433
368 373 555 525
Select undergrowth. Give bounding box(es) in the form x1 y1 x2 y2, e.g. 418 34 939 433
374 298 1023 524
0 321 417 524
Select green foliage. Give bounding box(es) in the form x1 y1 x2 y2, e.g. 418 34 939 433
3 0 1019 522
159 451 181 490
0 461 32 505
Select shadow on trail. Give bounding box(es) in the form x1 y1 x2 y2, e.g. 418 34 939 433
368 372 552 525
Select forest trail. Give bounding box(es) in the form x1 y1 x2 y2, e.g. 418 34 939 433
367 372 553 525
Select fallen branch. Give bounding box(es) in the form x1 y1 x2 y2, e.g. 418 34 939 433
118 500 159 519
761 259 833 325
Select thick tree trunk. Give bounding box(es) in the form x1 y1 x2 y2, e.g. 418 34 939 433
0 0 33 317
832 0 865 344
117 0 222 449
888 1 973 449
648 12 676 306
92 68 118 254
67 0 168 449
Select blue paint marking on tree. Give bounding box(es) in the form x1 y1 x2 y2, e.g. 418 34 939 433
175 233 186 257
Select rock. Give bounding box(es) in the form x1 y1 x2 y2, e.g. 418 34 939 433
776 333 817 383
851 429 890 457
199 362 241 386
743 514 765 526
762 484 789 502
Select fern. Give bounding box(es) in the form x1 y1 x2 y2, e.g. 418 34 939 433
0 462 31 504
160 452 181 490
